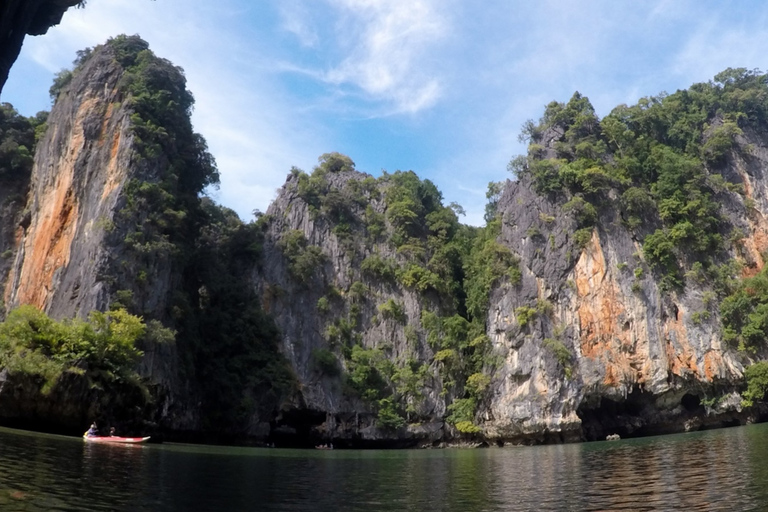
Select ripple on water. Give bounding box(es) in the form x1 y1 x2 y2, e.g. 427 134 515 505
0 424 767 511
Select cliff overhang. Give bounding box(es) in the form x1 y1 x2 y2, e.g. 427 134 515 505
0 0 82 93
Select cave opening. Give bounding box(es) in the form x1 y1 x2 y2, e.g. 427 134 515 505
576 386 656 441
269 409 327 448
680 393 702 412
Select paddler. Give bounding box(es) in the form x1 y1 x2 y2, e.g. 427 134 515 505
85 422 99 437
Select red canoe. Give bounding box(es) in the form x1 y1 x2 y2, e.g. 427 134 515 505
83 435 151 444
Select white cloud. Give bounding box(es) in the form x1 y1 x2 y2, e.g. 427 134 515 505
649 0 696 21
279 0 319 47
673 24 768 85
320 0 449 114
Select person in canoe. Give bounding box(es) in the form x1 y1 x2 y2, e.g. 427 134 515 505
83 422 150 443
84 422 99 438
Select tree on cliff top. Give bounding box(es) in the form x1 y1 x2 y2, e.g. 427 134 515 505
514 68 768 291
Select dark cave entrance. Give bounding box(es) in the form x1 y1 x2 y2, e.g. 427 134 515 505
576 386 658 441
270 409 327 448
680 393 701 412
576 386 759 442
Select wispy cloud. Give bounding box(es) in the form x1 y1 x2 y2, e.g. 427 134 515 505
319 0 449 114
673 23 768 84
279 0 319 47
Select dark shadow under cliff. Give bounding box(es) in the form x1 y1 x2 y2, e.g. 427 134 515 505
577 385 768 441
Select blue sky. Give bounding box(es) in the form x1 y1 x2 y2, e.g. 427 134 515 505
3 0 768 225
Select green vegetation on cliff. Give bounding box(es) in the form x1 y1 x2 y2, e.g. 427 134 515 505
285 155 521 433
742 361 768 406
519 68 768 409
721 264 768 353
0 103 47 184
111 35 219 274
55 36 219 287
34 35 768 438
0 305 147 395
49 36 295 433
179 200 295 429
516 68 766 290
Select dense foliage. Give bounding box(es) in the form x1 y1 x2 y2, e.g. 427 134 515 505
108 35 219 278
721 264 768 353
286 154 524 433
178 201 295 429
742 361 768 406
517 68 768 290
0 103 46 184
464 218 521 320
0 305 146 395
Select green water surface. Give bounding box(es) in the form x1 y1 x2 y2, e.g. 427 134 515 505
0 423 766 511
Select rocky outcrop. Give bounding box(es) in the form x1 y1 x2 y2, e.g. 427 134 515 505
254 131 768 445
0 0 82 94
3 42 181 324
481 126 768 442
4 46 133 317
0 173 28 302
0 38 204 436
258 168 450 445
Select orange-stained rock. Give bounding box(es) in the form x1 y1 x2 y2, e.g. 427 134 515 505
704 351 725 381
736 166 768 276
573 230 640 389
8 96 93 310
3 45 135 319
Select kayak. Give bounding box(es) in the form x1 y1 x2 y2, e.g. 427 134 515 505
83 435 151 444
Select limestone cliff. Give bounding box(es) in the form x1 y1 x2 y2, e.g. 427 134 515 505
258 163 457 444
257 160 763 445
479 90 768 442
4 45 133 317
0 36 209 435
253 81 768 446
482 174 753 442
4 35 768 447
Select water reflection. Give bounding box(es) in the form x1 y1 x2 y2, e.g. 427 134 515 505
0 425 766 511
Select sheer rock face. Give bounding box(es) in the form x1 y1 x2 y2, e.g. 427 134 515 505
0 43 201 434
0 0 81 94
4 48 132 317
2 46 180 322
0 176 28 301
3 47 177 328
0 0 78 285
258 170 448 444
482 128 768 442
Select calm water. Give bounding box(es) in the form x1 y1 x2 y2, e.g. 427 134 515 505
0 424 767 511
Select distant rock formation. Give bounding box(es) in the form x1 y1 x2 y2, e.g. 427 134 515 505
479 118 768 442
